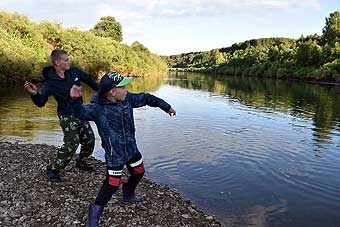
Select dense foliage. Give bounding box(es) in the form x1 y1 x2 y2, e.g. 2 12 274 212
0 11 167 82
163 11 340 82
91 16 123 42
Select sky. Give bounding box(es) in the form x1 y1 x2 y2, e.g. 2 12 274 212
0 0 338 55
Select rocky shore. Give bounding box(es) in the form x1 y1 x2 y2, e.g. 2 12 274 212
0 142 223 227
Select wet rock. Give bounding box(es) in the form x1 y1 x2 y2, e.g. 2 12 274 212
0 142 224 227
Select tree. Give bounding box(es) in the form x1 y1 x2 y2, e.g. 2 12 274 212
39 21 63 47
295 40 322 66
131 41 150 53
322 11 340 45
268 46 280 62
209 49 225 65
91 16 122 42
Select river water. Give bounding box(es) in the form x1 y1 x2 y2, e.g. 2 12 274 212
1 72 340 227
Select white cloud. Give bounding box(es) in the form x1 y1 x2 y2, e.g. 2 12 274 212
118 0 321 17
0 0 323 54
0 0 320 25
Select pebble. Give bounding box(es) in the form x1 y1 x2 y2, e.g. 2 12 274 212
0 142 223 227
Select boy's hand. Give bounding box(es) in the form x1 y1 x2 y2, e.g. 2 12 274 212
168 108 176 116
70 85 82 100
24 81 38 95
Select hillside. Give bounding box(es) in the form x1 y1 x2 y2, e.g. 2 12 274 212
0 11 168 83
163 11 340 82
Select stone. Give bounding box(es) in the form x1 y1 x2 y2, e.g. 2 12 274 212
0 142 223 227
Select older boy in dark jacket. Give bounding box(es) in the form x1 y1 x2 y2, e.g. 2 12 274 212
70 71 176 227
24 49 99 182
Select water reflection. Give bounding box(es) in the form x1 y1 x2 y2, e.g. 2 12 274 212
2 73 340 144
168 72 340 143
0 75 165 139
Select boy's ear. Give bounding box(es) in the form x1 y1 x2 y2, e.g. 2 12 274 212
54 59 60 66
109 88 116 96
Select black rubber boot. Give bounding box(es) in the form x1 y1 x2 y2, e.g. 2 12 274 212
86 204 104 227
76 155 94 171
122 183 144 202
46 167 63 182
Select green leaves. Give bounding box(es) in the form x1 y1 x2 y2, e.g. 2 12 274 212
322 11 340 46
296 39 322 67
91 16 123 42
0 11 167 80
166 11 340 81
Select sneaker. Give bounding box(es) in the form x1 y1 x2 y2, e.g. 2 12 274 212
75 156 94 172
46 167 63 182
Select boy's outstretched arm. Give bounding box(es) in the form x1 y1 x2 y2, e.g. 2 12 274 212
69 85 97 121
127 92 176 115
78 68 99 91
24 81 50 107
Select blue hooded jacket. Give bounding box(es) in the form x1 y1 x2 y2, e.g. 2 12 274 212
31 66 99 115
71 92 171 167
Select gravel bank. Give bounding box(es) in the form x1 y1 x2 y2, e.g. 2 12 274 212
0 142 224 227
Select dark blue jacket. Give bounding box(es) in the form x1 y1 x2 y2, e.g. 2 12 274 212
71 92 171 167
31 66 99 115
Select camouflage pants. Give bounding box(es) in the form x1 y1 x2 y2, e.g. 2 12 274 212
53 115 95 171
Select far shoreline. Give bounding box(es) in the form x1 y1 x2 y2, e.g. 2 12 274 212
3 71 340 88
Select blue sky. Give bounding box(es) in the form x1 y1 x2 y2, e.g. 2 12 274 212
0 0 338 55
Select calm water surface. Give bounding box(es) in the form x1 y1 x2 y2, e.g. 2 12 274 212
1 72 340 227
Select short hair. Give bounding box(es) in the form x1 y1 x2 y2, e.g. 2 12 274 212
50 49 68 65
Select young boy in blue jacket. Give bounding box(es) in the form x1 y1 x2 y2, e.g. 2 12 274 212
70 71 176 226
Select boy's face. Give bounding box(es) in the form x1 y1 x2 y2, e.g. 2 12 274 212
113 86 128 101
56 54 71 71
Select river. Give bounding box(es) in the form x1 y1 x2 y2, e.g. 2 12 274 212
1 72 340 226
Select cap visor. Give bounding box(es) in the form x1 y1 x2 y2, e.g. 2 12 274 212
116 77 133 87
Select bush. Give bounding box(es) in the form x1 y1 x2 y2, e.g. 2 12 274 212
276 67 289 78
322 59 340 73
294 67 317 79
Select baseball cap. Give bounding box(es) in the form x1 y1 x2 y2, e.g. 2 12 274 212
99 71 133 94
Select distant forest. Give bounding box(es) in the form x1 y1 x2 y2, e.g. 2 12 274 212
0 11 167 83
163 11 340 82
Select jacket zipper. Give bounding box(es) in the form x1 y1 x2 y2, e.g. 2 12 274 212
121 104 128 158
108 137 113 157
